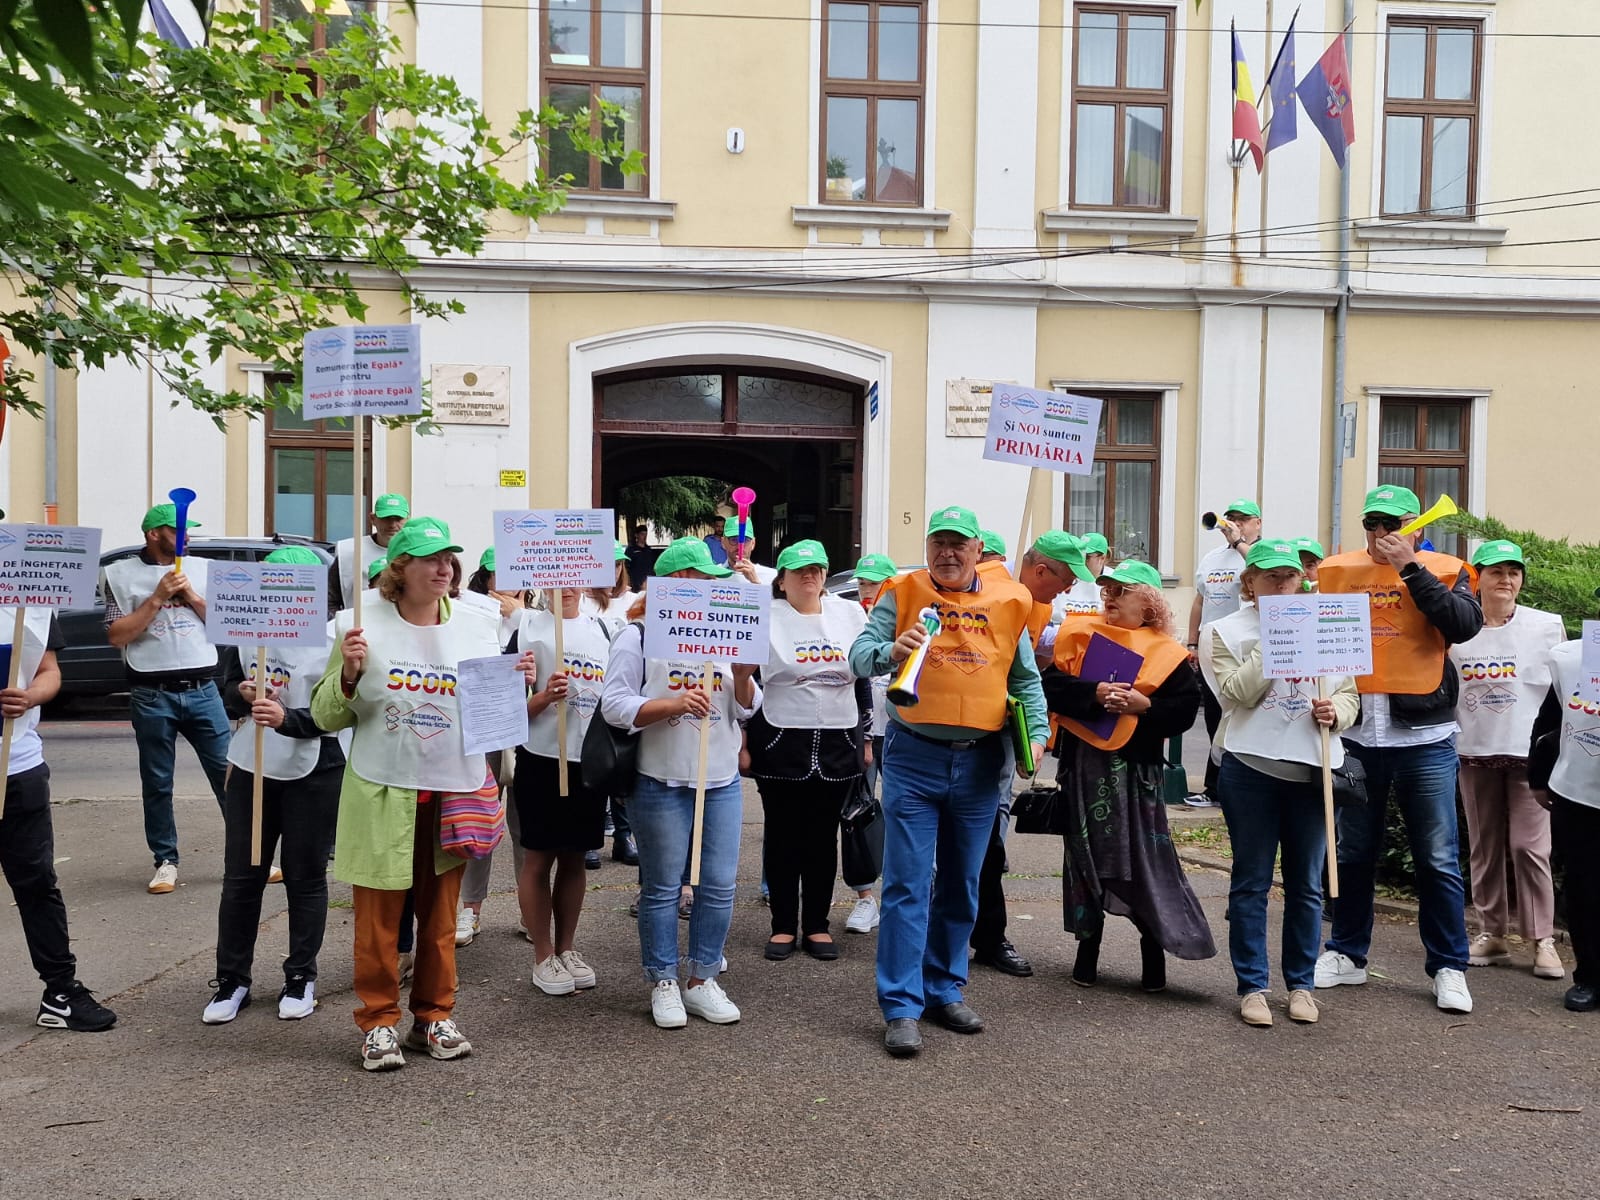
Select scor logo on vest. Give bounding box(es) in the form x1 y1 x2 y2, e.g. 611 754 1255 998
386 666 458 696
564 655 606 682
247 663 295 690
1368 588 1405 611
667 669 725 693
1458 660 1517 681
1566 691 1600 719
793 643 846 664
932 605 989 634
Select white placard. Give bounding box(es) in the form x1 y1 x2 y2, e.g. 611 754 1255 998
0 524 103 609
493 509 614 591
643 577 770 665
1258 592 1374 680
431 364 511 425
456 652 529 755
1579 621 1600 702
301 324 423 418
204 562 329 646
982 384 1102 474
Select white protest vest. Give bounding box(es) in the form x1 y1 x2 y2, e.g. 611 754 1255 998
226 630 332 781
1195 544 1247 627
1449 606 1566 758
520 609 611 760
580 590 637 639
1209 606 1348 769
1054 579 1102 618
636 659 744 784
336 535 386 610
1547 643 1600 810
0 607 54 777
453 588 515 648
341 597 500 791
761 597 865 730
103 555 217 673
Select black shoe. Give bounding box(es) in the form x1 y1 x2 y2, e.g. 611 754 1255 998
928 1001 984 1034
37 982 116 1033
1140 934 1167 993
584 850 602 871
1072 935 1101 987
802 936 839 961
884 1017 923 1057
1565 983 1600 1012
613 835 639 866
764 937 796 961
974 940 1034 977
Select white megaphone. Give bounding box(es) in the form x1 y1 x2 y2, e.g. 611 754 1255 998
1397 494 1457 538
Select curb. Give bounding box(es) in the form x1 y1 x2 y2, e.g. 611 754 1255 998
1175 848 1422 919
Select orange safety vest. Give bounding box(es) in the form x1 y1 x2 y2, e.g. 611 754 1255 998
1318 550 1474 695
891 569 1032 731
1052 617 1191 751
977 559 1051 645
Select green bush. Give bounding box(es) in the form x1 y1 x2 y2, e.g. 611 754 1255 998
1441 511 1600 636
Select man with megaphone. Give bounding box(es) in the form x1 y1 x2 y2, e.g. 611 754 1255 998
1314 485 1483 1015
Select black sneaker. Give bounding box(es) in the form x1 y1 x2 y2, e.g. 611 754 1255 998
584 850 602 870
37 983 117 1033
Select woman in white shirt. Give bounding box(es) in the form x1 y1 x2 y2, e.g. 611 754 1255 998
599 537 761 1029
1448 540 1566 980
578 540 640 865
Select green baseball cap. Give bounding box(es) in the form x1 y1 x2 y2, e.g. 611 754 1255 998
722 516 755 540
373 493 410 519
1078 532 1109 557
1099 560 1163 590
1032 530 1096 584
1472 540 1525 569
1223 498 1262 519
1363 485 1420 518
776 539 829 573
141 502 200 533
264 546 321 566
978 529 1006 557
1245 540 1303 572
853 553 898 583
366 556 388 582
385 517 462 561
926 505 980 539
479 547 496 571
1291 536 1326 561
614 539 628 562
656 536 733 579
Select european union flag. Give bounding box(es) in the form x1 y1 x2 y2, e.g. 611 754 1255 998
1264 14 1299 153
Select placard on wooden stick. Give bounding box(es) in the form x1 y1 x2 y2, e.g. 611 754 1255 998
1257 593 1374 680
982 384 1102 566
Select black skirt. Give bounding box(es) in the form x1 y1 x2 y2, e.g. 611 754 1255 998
512 746 605 852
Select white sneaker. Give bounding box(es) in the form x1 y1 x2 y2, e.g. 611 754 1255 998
1433 967 1473 1013
1314 950 1368 989
651 980 687 1029
531 954 576 996
201 980 249 1024
846 895 881 934
516 918 530 942
454 906 479 947
1534 937 1566 980
267 866 284 885
682 977 741 1024
148 862 178 894
1468 932 1511 966
560 950 597 990
277 977 316 1020
361 1025 405 1071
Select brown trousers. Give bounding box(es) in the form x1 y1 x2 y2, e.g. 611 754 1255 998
1459 762 1555 940
351 797 465 1031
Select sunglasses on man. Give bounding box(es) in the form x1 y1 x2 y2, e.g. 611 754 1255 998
1362 514 1403 533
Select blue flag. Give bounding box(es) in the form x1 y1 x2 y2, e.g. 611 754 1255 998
1296 34 1356 168
1264 13 1299 153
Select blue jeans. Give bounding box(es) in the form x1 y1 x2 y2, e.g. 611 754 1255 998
1218 754 1327 993
129 682 231 867
629 775 742 983
1327 736 1470 976
876 723 1005 1021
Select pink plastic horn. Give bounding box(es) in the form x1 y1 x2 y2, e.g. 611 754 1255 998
731 486 756 564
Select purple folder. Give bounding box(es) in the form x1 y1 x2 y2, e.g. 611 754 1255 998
1076 632 1146 739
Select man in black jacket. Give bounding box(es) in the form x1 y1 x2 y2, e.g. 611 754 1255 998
1313 486 1484 1014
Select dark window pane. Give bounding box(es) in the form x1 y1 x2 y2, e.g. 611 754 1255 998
1113 397 1156 445
325 450 355 543
1113 462 1154 561
825 96 868 201
273 449 317 538
548 83 592 186
878 5 920 82
548 0 592 65
827 3 869 78
602 374 723 422
1069 464 1108 537
1377 465 1414 490
1380 403 1417 450
1077 10 1117 87
598 85 645 192
599 0 644 69
1123 106 1164 207
737 376 855 426
325 0 373 46
1126 15 1166 89
873 98 919 202
1424 404 1463 451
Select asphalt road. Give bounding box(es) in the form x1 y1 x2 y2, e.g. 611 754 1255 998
2 719 1597 1199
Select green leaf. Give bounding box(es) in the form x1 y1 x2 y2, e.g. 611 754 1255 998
35 0 95 79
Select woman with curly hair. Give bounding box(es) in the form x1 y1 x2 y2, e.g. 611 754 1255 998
1044 560 1215 991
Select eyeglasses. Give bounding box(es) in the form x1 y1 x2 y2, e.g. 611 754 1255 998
1362 514 1403 532
1100 583 1126 599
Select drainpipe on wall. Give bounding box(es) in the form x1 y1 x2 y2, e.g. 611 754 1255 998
1328 2 1355 555
43 299 57 524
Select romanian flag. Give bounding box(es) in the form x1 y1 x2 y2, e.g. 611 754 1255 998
1232 23 1265 171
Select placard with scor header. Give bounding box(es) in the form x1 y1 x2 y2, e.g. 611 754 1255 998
301 324 423 418
1579 620 1600 702
0 524 103 609
204 562 329 647
643 577 771 665
1257 593 1374 680
982 384 1102 475
493 509 615 591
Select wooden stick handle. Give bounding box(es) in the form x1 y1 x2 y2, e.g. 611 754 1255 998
0 607 27 819
1013 466 1040 568
1318 676 1339 899
251 646 267 867
352 416 365 628
555 592 569 797
689 660 714 887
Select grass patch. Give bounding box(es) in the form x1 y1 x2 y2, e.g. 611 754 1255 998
1172 824 1233 859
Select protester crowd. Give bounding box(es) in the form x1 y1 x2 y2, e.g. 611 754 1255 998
2 485 1594 1068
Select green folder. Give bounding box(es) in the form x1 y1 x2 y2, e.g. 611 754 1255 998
1006 696 1036 775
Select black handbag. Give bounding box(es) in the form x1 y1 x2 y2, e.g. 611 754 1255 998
1330 756 1368 808
841 776 880 831
579 621 641 798
1011 784 1063 834
1528 730 1559 793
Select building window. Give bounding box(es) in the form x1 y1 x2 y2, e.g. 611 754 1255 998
1382 19 1481 218
1070 4 1173 211
1065 392 1160 562
1377 397 1469 557
542 0 648 194
820 2 927 205
265 380 371 543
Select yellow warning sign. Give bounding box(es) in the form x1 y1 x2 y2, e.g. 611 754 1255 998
499 470 527 488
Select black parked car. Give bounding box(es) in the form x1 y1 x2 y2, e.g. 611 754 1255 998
55 535 340 702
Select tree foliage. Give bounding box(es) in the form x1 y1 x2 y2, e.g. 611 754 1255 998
618 477 731 540
0 3 639 421
1441 511 1599 635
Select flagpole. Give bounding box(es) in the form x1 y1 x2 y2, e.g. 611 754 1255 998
1328 4 1355 556
1259 0 1274 259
